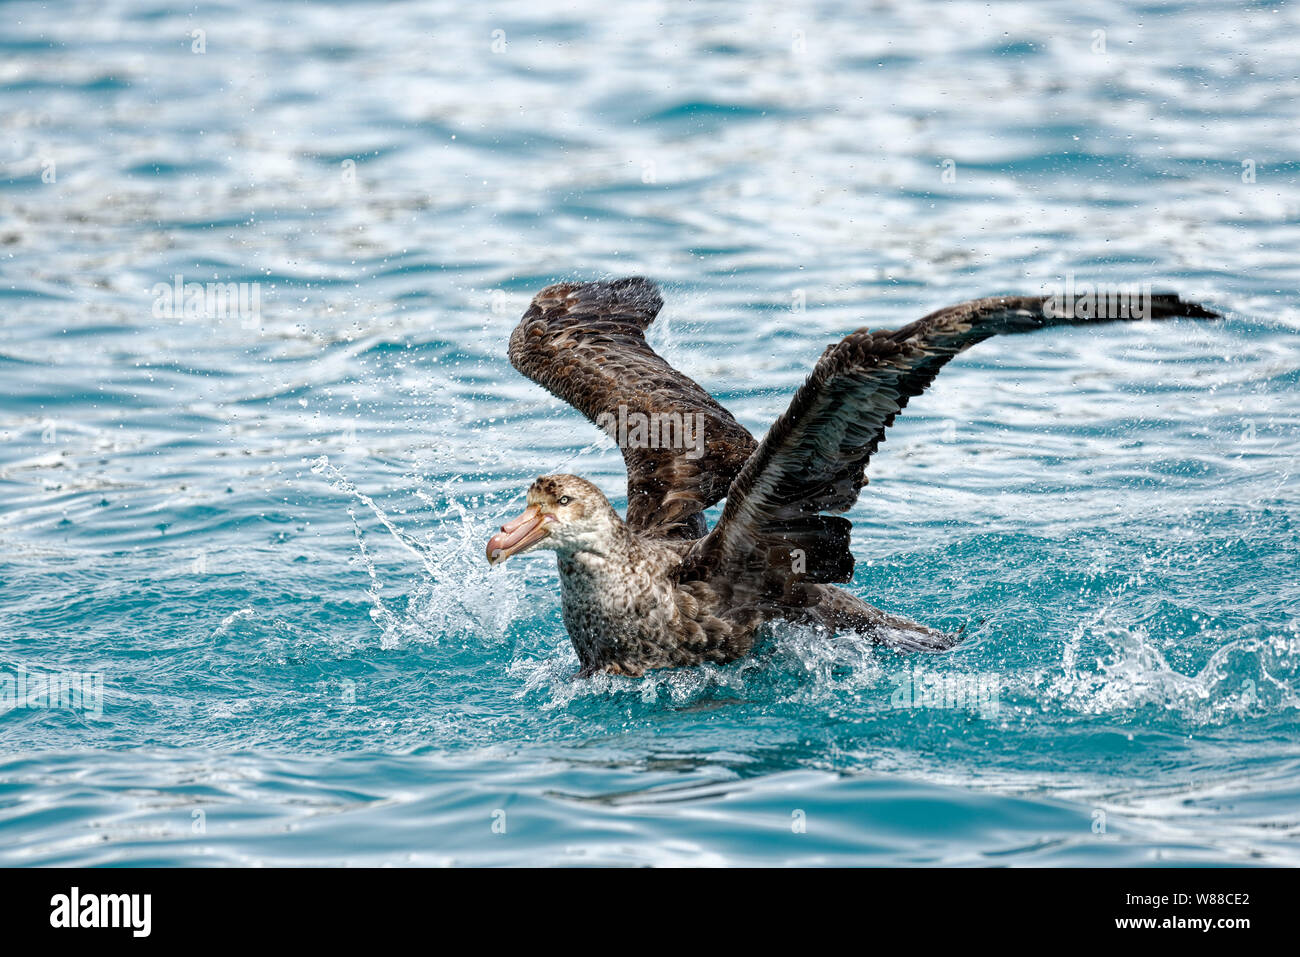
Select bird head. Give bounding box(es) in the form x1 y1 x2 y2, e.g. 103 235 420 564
486 474 618 565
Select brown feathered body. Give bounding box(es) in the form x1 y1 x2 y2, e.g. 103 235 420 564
529 477 938 677
493 279 1219 677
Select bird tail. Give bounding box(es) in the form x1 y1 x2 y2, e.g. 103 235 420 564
802 586 965 652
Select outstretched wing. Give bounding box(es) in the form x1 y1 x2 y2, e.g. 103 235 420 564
682 293 1220 601
509 278 757 535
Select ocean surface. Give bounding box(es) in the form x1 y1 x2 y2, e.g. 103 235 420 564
1 0 1298 866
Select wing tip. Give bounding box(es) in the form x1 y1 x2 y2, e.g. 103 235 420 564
1149 293 1221 320
530 276 664 329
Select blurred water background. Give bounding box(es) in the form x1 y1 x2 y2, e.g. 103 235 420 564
1 0 1298 864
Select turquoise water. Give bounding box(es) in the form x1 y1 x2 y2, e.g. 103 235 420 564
1 0 1298 865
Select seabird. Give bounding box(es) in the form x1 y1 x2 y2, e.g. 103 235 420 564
487 278 1218 677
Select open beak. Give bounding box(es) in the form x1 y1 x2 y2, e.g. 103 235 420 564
486 504 551 565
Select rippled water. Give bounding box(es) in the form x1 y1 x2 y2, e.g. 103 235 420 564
2 0 1298 865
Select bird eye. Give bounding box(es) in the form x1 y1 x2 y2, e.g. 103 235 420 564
558 495 570 505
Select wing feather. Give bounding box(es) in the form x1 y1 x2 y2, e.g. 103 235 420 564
508 278 757 534
683 293 1220 601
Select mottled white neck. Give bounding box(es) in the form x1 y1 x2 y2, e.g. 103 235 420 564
552 508 633 564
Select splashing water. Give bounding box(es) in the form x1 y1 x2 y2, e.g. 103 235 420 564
313 455 530 647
